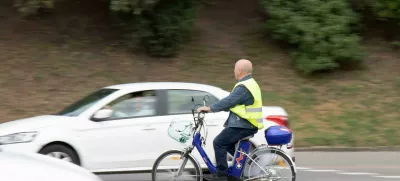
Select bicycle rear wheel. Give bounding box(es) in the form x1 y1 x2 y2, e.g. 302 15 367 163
152 150 202 181
242 146 296 181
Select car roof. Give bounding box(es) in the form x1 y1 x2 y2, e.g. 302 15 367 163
104 82 226 92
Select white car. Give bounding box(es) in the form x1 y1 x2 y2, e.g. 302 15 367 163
0 82 295 173
0 149 103 181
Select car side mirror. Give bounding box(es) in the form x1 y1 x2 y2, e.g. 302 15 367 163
92 109 113 121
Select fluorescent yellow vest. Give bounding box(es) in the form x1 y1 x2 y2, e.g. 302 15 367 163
229 77 264 129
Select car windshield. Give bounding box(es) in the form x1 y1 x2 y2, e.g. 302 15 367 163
56 88 118 117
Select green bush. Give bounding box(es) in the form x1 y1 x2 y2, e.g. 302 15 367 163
110 0 160 15
365 0 400 44
111 0 200 57
260 0 366 74
366 0 400 20
351 0 399 47
13 0 54 16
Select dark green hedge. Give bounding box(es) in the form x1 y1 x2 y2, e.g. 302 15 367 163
366 0 400 20
260 0 366 74
112 0 201 57
364 0 400 47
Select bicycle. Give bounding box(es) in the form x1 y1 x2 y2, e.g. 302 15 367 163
151 95 296 181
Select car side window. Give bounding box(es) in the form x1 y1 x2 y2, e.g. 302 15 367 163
167 89 219 114
103 90 157 119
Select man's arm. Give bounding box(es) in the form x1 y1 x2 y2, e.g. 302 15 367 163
209 85 252 112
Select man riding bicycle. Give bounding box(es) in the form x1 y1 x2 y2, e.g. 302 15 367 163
197 59 264 181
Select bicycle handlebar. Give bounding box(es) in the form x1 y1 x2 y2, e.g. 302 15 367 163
190 95 209 132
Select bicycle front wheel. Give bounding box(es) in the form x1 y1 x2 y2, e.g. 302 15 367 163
152 150 202 181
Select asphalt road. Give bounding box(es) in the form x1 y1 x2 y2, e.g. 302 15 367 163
97 151 400 181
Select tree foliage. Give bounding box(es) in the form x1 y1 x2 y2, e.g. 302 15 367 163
12 0 398 72
260 0 366 74
366 0 400 20
109 0 160 14
358 0 400 47
13 0 54 16
111 0 201 57
14 0 201 57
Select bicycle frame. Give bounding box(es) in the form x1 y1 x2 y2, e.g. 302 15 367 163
176 95 284 180
176 125 292 181
157 95 296 181
190 128 253 179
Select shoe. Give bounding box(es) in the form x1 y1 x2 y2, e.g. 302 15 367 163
203 173 228 181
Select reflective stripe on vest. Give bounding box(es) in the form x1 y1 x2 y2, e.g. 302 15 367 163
229 77 264 129
246 107 263 112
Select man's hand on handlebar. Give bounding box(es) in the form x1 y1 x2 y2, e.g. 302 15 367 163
196 106 211 113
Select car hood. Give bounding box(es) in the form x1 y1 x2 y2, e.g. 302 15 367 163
0 115 75 135
0 150 102 181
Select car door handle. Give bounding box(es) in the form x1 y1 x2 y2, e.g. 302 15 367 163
142 127 156 130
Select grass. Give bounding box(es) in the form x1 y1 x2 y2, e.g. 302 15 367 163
0 0 399 147
240 33 400 147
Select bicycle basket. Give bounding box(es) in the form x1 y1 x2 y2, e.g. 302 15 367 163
167 121 194 144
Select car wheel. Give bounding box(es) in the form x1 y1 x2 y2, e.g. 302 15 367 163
38 144 80 165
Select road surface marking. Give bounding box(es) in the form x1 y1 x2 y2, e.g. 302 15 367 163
304 169 341 172
338 172 379 175
297 166 400 180
374 176 400 179
296 167 311 170
299 165 400 169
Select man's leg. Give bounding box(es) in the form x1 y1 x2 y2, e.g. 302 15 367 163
227 144 236 159
204 127 257 180
214 128 236 177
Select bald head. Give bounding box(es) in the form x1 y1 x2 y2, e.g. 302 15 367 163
234 59 253 80
235 59 253 74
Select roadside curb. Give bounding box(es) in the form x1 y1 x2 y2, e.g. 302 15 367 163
295 146 400 152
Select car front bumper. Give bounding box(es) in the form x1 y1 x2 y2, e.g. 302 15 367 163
0 142 41 153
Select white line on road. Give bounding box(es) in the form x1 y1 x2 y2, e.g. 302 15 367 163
297 166 400 180
296 167 312 170
304 169 341 172
373 175 400 179
338 172 379 175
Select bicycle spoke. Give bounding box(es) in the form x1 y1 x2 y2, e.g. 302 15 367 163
153 96 296 181
242 148 295 181
152 150 202 181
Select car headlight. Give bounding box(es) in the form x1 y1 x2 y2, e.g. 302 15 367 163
0 132 37 145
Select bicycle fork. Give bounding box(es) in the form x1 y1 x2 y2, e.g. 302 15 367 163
174 156 189 177
174 147 195 179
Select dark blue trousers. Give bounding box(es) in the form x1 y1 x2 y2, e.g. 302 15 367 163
213 127 258 176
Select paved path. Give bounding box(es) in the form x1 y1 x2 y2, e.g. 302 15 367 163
97 151 400 181
295 151 400 180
